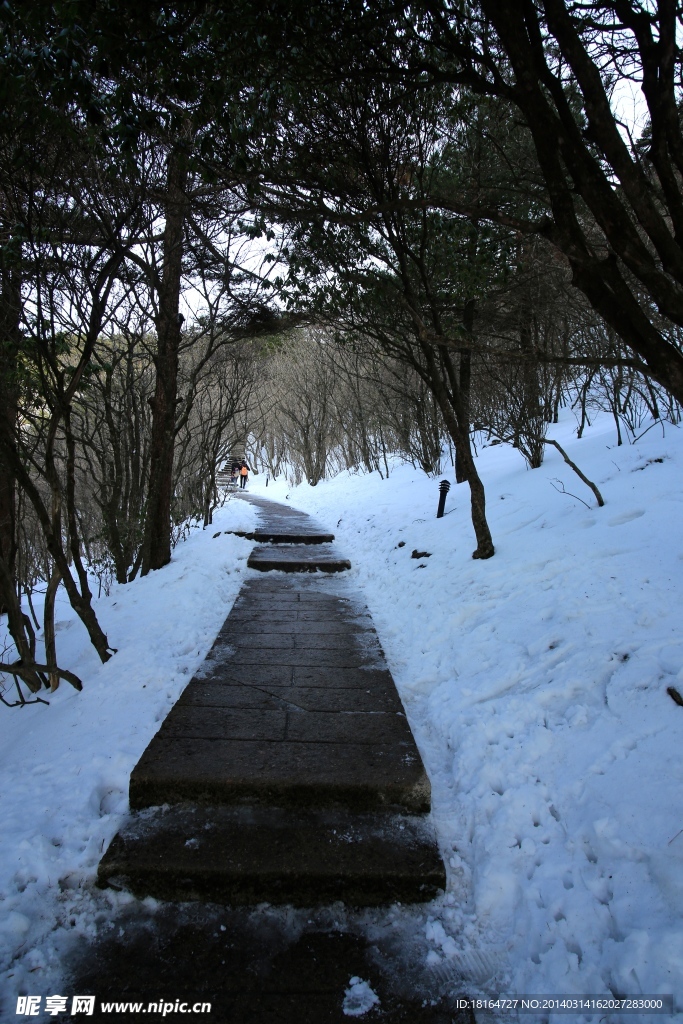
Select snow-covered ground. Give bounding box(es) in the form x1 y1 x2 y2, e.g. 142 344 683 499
250 413 683 1015
1 410 683 1020
0 499 259 1011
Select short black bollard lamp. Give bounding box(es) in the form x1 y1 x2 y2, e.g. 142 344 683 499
436 479 451 519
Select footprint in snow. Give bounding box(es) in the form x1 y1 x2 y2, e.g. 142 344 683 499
608 509 645 527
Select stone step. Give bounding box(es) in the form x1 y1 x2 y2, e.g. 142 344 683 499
248 544 351 573
227 529 335 544
98 805 445 907
129 731 430 812
236 493 336 541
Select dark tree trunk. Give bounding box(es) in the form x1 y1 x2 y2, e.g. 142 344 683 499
141 145 189 575
422 342 494 559
0 268 20 610
44 566 61 691
0 548 43 692
455 297 474 484
447 404 493 559
519 319 545 468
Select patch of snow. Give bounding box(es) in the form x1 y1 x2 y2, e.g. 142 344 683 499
342 976 380 1016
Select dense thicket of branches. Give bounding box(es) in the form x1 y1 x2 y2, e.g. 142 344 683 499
1 0 682 699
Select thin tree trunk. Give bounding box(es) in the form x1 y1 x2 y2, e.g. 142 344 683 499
0 550 43 692
142 143 189 574
423 344 495 559
575 371 594 438
543 438 605 507
0 267 20 612
44 566 62 691
455 298 474 484
24 588 40 631
1 430 114 663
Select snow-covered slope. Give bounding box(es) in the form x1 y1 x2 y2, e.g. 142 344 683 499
252 413 683 1010
1 412 682 1016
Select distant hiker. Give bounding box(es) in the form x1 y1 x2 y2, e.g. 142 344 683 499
239 461 250 489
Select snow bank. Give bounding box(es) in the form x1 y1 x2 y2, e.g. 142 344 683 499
252 414 683 1013
0 497 257 1005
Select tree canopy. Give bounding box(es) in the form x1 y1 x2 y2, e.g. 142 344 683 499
1 0 682 692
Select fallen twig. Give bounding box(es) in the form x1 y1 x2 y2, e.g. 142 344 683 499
550 478 591 509
0 686 50 708
486 431 605 507
544 438 605 507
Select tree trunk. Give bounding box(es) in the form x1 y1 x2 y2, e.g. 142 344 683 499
423 343 495 559
455 297 474 484
455 424 494 559
519 319 545 468
141 144 189 575
0 267 20 611
44 565 62 691
0 549 43 693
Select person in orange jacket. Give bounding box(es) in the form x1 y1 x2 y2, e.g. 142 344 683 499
239 460 250 489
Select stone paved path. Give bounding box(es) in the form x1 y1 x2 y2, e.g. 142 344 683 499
227 494 336 544
67 496 464 1021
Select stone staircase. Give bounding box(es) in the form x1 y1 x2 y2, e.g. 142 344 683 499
98 497 445 907
215 445 247 490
